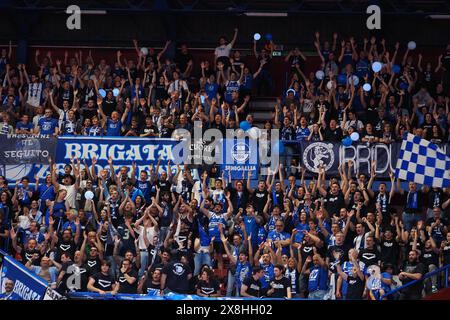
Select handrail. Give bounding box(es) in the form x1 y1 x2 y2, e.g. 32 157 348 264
380 264 450 300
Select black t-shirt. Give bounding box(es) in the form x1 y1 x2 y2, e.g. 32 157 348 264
421 250 439 270
345 275 365 300
55 240 77 262
252 189 268 215
162 261 192 294
327 244 349 272
86 257 102 277
269 276 291 298
324 126 343 142
91 272 115 292
401 261 425 295
58 262 89 293
141 277 161 295
358 247 380 268
325 191 345 216
379 238 400 266
196 279 220 296
117 268 138 294
242 276 263 297
21 248 42 266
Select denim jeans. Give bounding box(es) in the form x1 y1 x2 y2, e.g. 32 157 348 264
308 290 327 300
139 250 149 278
159 226 169 247
194 251 212 276
402 212 422 232
106 255 117 279
226 270 237 297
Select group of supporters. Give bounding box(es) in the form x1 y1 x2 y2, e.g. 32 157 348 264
0 30 450 300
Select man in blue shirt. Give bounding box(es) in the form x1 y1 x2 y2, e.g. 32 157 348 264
302 254 329 299
0 279 22 300
267 220 291 256
15 114 34 134
98 97 130 136
36 108 59 136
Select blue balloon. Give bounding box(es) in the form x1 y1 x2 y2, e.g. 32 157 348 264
392 64 401 74
273 140 285 154
342 137 353 146
240 121 251 132
337 74 347 85
265 33 273 41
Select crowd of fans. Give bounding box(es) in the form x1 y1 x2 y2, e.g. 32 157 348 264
0 30 450 300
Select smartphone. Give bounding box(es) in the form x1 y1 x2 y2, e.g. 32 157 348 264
200 95 206 104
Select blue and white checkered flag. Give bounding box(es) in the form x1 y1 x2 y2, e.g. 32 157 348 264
395 133 450 188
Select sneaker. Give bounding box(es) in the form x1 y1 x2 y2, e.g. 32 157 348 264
432 286 438 293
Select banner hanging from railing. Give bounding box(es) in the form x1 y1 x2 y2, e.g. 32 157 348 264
287 141 450 178
0 251 61 300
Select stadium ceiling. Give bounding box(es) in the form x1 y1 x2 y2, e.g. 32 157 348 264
4 0 450 15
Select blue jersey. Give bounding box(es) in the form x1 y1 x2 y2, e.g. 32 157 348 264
38 117 58 135
260 263 275 289
308 266 328 292
106 119 122 136
225 81 240 102
135 180 152 203
0 292 22 300
257 227 267 246
16 121 34 132
236 261 252 289
38 184 55 204
208 212 226 242
295 126 310 140
205 83 219 100
267 230 290 255
198 221 211 247
243 215 258 243
87 125 104 136
294 223 309 243
242 75 253 90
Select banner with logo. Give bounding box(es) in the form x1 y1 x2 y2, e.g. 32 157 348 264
291 141 450 178
0 252 51 300
220 138 259 180
0 134 57 165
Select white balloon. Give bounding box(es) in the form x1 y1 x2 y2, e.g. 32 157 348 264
350 75 359 86
363 83 371 92
247 127 261 140
253 33 261 41
350 132 360 141
85 190 94 200
326 80 334 90
140 47 149 56
372 62 382 73
315 70 325 80
407 41 416 50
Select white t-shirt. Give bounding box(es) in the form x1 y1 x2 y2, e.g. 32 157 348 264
137 225 157 250
215 44 232 58
59 184 77 209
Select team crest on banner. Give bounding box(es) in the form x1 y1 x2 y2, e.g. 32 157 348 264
221 138 259 179
302 142 335 173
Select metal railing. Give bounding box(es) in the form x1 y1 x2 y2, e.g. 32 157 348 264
380 264 450 300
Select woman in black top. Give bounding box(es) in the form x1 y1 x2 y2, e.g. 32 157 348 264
196 268 221 297
266 265 292 299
